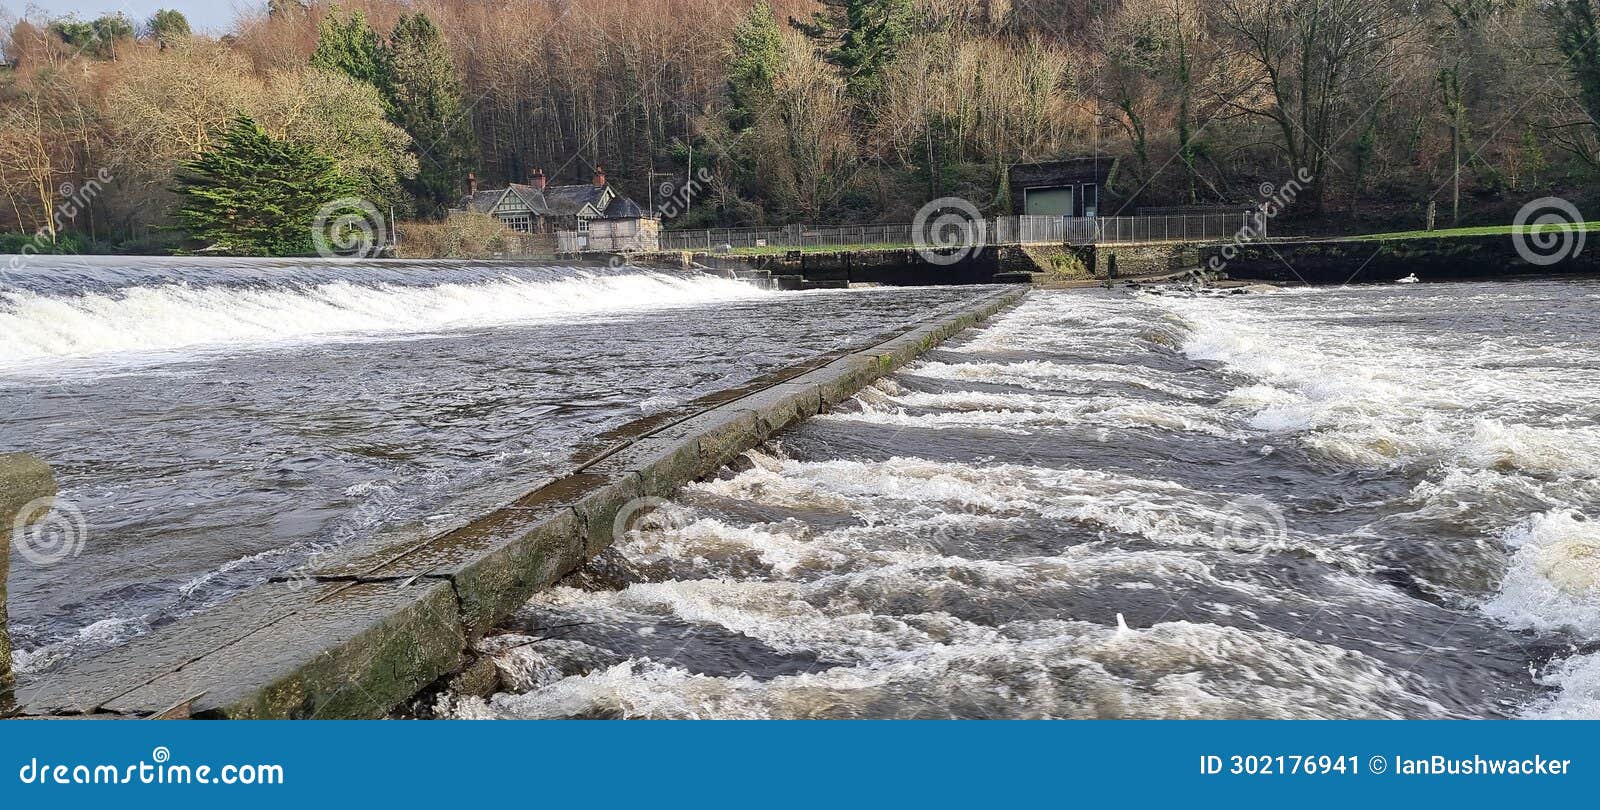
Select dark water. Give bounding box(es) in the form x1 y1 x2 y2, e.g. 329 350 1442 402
0 256 993 675
458 279 1600 719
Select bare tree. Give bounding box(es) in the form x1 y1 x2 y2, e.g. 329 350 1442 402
1216 0 1411 212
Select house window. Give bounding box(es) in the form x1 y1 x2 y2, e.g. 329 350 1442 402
501 213 531 233
576 217 591 234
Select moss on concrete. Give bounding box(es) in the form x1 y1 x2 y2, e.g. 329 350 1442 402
0 453 54 715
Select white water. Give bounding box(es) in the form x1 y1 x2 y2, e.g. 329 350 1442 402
464 283 1599 719
0 267 764 372
1144 286 1600 718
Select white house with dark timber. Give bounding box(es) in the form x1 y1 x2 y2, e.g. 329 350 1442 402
453 165 659 252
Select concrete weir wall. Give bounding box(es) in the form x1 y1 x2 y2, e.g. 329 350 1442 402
1 453 56 716
1206 234 1600 283
17 288 1027 719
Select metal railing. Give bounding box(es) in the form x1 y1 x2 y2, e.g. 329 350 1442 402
659 212 1266 251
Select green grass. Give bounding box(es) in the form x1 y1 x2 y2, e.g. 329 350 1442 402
1344 221 1600 241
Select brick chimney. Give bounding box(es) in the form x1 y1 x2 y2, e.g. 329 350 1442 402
466 173 477 196
592 165 607 187
530 168 547 192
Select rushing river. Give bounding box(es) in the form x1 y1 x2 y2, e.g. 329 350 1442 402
453 279 1600 719
0 257 990 677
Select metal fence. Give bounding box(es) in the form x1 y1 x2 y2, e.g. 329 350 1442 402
658 212 1266 251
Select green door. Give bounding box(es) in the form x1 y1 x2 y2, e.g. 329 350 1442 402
1025 187 1074 217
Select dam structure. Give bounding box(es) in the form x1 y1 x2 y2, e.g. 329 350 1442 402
4 256 1599 720
0 256 1021 718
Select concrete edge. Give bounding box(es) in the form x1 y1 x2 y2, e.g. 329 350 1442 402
18 288 1027 719
1 453 56 716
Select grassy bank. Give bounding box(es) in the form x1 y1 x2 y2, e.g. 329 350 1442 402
1342 221 1600 241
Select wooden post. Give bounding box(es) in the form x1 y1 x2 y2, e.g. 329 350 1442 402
0 453 55 714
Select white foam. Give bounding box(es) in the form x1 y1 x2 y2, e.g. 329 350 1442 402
471 620 1446 719
1148 293 1600 476
1482 510 1600 637
824 387 1242 438
1524 652 1600 719
0 269 764 372
912 359 1210 399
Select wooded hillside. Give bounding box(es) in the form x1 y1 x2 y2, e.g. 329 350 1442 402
3 0 1598 252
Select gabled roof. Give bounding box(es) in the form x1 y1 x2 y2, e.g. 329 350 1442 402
541 183 611 215
459 182 626 217
600 196 647 220
460 188 513 213
458 180 654 220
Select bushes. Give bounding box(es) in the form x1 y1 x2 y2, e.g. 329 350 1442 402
397 213 524 258
0 231 113 256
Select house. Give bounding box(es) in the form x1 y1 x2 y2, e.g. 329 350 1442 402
454 165 658 252
1009 158 1117 218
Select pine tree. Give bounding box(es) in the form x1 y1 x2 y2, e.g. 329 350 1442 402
792 0 917 102
173 116 353 256
728 1 784 132
310 7 387 95
384 12 477 216
146 9 190 50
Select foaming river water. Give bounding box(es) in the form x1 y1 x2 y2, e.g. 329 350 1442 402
456 279 1600 719
0 257 990 676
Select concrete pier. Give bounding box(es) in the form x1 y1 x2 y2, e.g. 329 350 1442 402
1 453 56 715
16 288 1028 719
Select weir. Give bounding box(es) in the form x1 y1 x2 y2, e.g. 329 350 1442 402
14 287 1027 719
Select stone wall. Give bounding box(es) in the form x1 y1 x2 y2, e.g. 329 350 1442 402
1203 233 1600 283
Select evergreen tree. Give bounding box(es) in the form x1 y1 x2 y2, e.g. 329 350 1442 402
50 13 134 59
146 9 191 50
383 12 477 216
1553 0 1600 144
792 0 917 102
727 1 784 132
173 116 353 256
310 7 387 94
